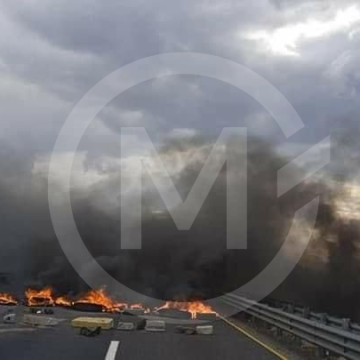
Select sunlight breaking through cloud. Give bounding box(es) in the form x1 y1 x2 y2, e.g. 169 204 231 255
245 5 360 56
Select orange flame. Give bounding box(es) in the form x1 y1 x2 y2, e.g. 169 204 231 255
25 287 54 306
24 287 148 312
23 287 215 318
74 289 128 312
0 293 18 306
130 303 143 309
54 296 72 307
155 301 217 319
128 303 151 313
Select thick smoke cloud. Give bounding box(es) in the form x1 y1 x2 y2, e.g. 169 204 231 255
1 133 360 319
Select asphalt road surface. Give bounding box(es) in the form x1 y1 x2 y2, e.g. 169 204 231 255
0 309 279 360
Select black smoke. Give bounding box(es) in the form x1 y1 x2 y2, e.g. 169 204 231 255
1 134 360 320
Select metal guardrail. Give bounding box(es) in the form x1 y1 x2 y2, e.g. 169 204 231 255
223 293 360 360
261 297 360 336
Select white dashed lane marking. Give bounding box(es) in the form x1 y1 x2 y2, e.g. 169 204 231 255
105 341 120 360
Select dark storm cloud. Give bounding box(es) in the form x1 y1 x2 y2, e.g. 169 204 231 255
0 0 359 151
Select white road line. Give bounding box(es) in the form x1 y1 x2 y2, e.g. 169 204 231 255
105 341 120 360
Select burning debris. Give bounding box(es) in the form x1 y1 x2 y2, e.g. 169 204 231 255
54 296 72 307
72 302 105 313
1 287 218 319
155 301 218 320
23 287 128 312
0 293 18 306
72 289 127 313
25 287 55 307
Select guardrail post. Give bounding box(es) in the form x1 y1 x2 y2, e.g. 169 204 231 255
263 306 272 330
286 305 295 340
342 318 350 330
302 307 310 319
316 313 328 358
292 307 310 347
319 313 327 324
342 318 350 356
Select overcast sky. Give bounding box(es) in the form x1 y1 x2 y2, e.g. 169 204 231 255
0 0 359 187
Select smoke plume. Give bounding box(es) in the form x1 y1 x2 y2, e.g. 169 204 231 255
1 133 360 319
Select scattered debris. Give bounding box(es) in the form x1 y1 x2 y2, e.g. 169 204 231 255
29 308 41 314
175 325 214 335
71 317 114 330
156 309 192 319
155 301 217 320
196 325 214 335
27 308 54 314
145 320 166 332
175 326 196 335
23 314 60 327
135 319 147 330
72 303 105 313
117 322 135 331
79 327 102 337
122 308 145 316
196 313 218 321
3 313 16 324
27 307 54 315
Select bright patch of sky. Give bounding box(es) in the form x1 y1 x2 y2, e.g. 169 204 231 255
245 5 360 56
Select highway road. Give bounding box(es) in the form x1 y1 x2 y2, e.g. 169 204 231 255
0 310 282 360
